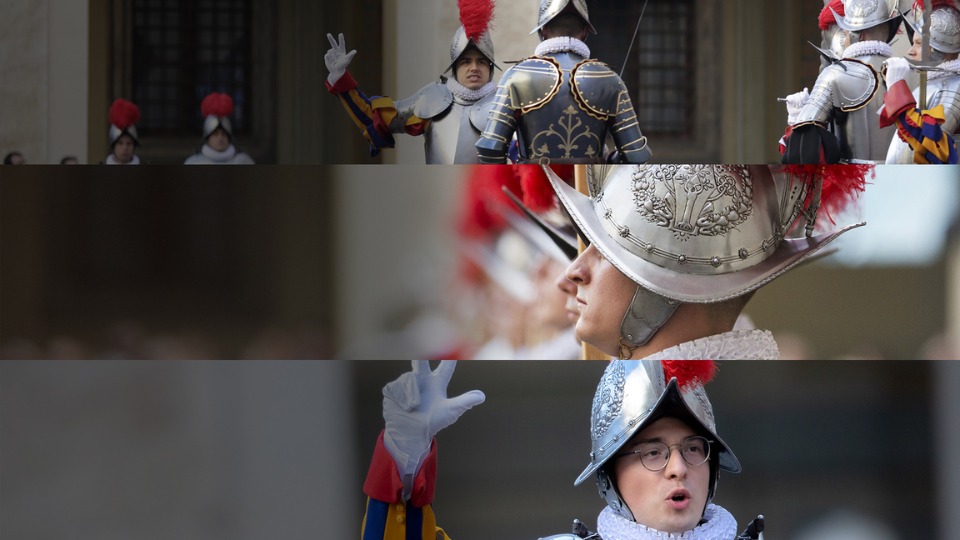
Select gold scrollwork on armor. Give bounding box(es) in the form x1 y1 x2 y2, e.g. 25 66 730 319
528 104 603 161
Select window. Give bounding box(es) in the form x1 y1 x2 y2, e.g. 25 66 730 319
131 0 253 136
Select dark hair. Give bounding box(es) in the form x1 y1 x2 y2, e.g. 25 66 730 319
543 12 588 38
60 155 79 165
3 151 23 165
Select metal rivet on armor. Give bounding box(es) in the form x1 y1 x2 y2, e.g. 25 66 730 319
589 451 595 460
738 248 749 260
604 209 612 219
619 227 629 238
710 256 721 267
677 254 687 264
644 243 654 253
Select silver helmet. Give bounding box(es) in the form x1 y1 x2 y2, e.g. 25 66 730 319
200 92 235 141
830 0 902 43
447 25 498 75
529 0 597 36
903 2 960 56
108 98 141 147
574 360 740 521
545 164 868 347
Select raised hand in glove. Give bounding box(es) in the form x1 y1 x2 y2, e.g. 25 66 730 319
382 360 485 482
325 32 357 86
883 57 911 89
785 87 810 125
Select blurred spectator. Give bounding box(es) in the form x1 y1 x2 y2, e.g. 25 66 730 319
3 151 25 164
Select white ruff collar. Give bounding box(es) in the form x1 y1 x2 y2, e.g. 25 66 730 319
641 329 780 360
843 40 892 59
105 154 140 165
597 504 738 540
930 59 960 81
201 143 238 162
446 77 496 102
535 36 591 58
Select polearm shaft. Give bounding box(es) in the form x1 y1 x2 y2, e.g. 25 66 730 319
619 0 650 79
920 0 932 109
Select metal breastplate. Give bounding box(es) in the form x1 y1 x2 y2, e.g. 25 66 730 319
886 74 960 163
795 56 894 161
396 83 490 164
510 53 615 163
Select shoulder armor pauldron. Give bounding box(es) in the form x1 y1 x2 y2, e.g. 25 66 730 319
504 56 563 113
830 58 880 112
395 83 454 120
571 59 622 120
469 91 497 131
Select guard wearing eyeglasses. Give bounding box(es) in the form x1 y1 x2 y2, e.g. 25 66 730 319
358 360 765 540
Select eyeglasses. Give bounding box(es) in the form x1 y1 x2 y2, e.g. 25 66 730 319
615 436 712 472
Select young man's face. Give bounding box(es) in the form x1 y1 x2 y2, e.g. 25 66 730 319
207 127 231 152
564 244 635 357
113 135 136 164
454 49 492 91
612 417 711 534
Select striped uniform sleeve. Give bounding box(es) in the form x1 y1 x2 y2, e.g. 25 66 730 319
360 431 451 540
326 72 428 157
880 79 959 164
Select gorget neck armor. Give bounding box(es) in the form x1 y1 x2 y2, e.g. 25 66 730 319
535 36 591 58
446 77 496 103
842 40 892 59
641 329 781 360
201 143 237 162
596 504 738 540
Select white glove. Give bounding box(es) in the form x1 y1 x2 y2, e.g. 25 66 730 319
382 360 485 483
324 32 357 86
884 57 911 89
785 87 810 125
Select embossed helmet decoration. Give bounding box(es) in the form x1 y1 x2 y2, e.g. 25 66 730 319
830 0 903 44
545 164 871 347
530 0 597 36
574 360 738 521
903 0 960 56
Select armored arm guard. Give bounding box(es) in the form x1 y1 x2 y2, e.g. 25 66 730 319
793 60 880 126
476 67 526 164
570 62 651 163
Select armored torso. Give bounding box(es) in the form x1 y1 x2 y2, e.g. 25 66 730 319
477 39 651 164
394 81 495 164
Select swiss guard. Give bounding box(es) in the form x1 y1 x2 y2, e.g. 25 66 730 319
476 0 652 164
324 0 498 164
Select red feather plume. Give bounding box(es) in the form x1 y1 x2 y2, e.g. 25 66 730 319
457 165 522 240
913 0 957 11
818 0 845 30
662 360 717 391
201 92 234 118
514 164 575 212
783 164 873 227
458 0 495 41
109 99 140 130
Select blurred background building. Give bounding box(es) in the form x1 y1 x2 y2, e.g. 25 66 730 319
2 165 958 360
0 0 916 164
2 360 959 540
